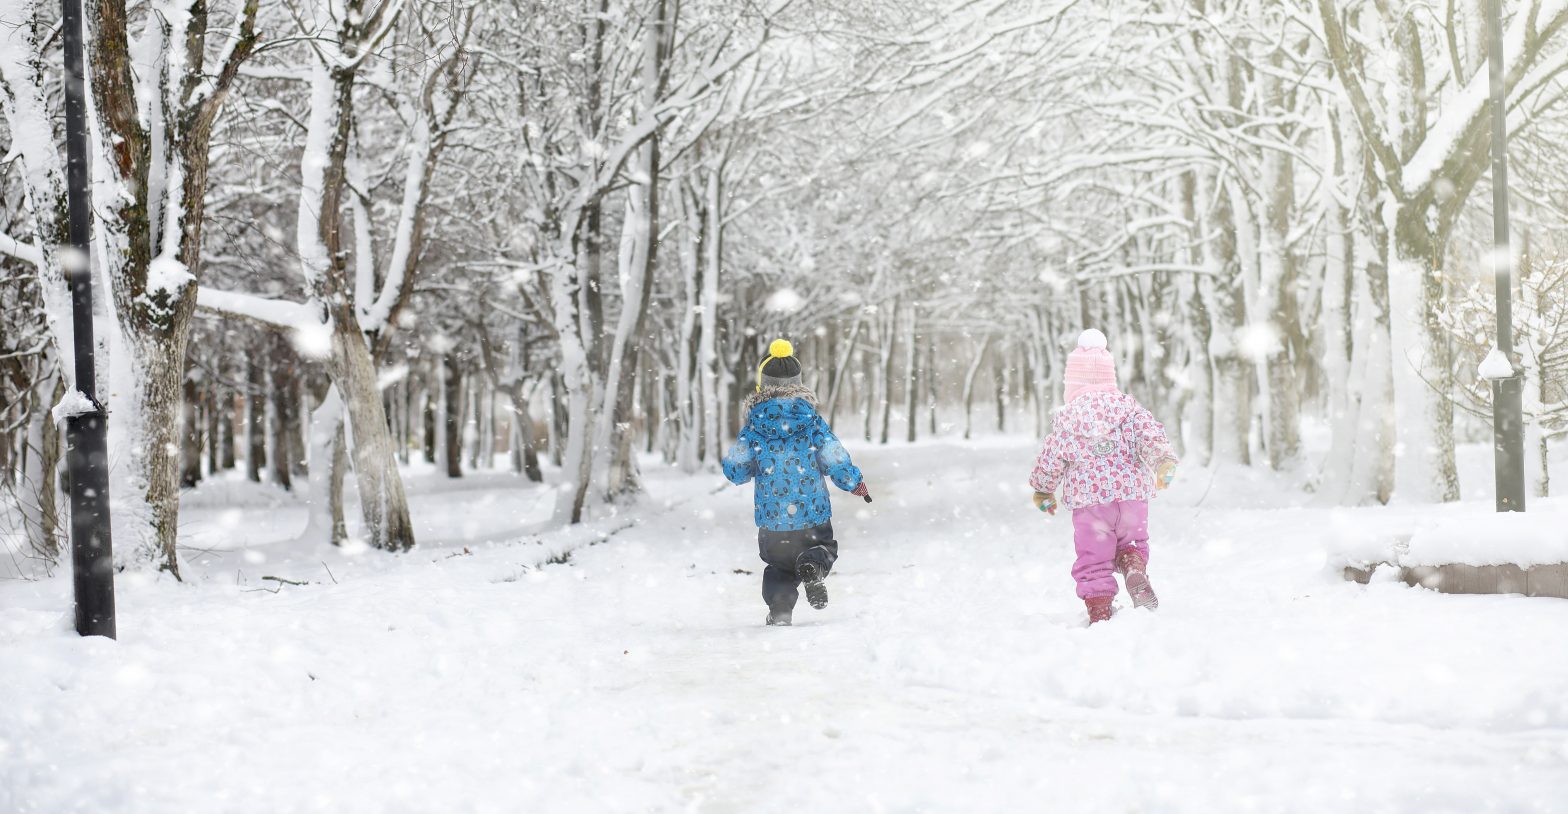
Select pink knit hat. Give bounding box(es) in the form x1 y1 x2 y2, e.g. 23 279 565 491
1063 329 1119 403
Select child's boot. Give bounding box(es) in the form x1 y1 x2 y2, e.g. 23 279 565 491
766 609 792 626
1085 596 1114 624
1115 549 1158 610
798 561 829 610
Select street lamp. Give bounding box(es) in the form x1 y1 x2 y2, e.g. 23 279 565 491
1484 0 1527 513
61 0 117 637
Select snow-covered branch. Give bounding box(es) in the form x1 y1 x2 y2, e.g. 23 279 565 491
195 287 320 330
0 233 44 268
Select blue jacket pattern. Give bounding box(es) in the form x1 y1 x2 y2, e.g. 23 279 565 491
722 391 863 531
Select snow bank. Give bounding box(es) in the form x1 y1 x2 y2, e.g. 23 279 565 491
1316 499 1568 571
1404 511 1568 568
1317 518 1404 571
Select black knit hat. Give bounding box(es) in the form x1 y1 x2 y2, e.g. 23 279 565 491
756 339 803 390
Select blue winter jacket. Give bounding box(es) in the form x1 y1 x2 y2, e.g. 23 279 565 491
722 387 863 531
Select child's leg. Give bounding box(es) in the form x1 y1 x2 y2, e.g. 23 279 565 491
1113 500 1151 566
1111 500 1158 610
1070 505 1119 600
758 524 839 619
794 522 839 577
758 530 805 615
761 564 800 615
794 523 838 610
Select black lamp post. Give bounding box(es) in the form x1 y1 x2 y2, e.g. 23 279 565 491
61 0 117 637
1485 0 1527 513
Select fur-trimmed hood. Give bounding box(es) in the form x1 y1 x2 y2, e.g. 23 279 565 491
742 383 818 413
740 384 820 440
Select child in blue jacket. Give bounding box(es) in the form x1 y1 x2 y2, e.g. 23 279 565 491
723 339 871 626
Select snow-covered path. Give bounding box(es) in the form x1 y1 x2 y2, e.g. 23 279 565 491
3 440 1567 813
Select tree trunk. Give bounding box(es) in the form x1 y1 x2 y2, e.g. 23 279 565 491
825 314 863 427
925 331 938 436
1386 196 1459 502
180 371 204 489
296 45 416 552
1521 257 1549 498
1344 189 1396 504
398 379 413 465
20 376 65 559
2 426 12 493
479 383 495 470
465 378 482 471
245 356 266 482
301 60 417 552
1025 308 1053 438
122 333 194 576
594 0 669 501
1207 175 1251 466
326 311 416 549
962 334 990 440
878 304 897 444
863 346 876 442
86 0 259 577
1258 87 1302 469
1184 278 1214 467
1210 285 1253 466
1317 114 1358 498
1179 172 1214 466
550 212 601 523
443 351 464 479
993 347 1006 434
548 373 566 468
904 306 919 443
302 386 347 546
674 181 703 473
648 366 665 457
508 383 543 482
422 381 438 464
205 384 219 476
270 348 300 491
509 409 528 476
218 388 236 470
698 166 724 464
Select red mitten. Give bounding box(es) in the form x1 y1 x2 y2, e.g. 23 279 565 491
851 482 872 503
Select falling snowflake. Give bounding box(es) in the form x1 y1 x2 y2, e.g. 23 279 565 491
766 289 804 313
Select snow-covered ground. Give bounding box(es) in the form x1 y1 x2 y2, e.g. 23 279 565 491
3 439 1567 813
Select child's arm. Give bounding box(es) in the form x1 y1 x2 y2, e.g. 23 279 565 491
1028 431 1067 496
811 417 864 493
721 431 757 485
1129 403 1178 486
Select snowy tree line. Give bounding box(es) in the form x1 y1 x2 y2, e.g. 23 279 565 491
4 0 1567 574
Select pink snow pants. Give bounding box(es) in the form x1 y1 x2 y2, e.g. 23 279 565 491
1070 499 1150 600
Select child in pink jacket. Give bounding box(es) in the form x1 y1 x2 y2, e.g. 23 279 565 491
1030 329 1177 624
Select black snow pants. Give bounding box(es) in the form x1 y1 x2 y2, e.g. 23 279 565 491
758 522 838 614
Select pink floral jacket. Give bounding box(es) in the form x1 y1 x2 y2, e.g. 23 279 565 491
1029 391 1178 511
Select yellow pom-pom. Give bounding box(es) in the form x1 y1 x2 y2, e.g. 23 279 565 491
768 338 794 358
